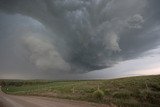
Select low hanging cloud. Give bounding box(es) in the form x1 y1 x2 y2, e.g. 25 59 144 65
23 35 70 72
0 0 160 74
104 31 121 52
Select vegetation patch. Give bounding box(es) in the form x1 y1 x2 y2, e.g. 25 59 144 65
92 89 105 101
1 75 160 106
112 89 132 99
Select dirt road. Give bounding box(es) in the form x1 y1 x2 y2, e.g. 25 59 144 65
0 87 113 107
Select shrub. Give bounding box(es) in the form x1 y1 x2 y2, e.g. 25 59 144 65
84 88 95 93
0 81 6 87
113 89 132 99
139 89 160 104
148 83 160 91
104 89 110 95
92 89 105 101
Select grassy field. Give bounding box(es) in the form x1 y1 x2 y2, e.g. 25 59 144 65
1 75 160 107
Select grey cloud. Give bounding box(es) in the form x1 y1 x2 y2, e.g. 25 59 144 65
127 14 144 29
23 35 70 72
0 0 160 74
104 31 121 52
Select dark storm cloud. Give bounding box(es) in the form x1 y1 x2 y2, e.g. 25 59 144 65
0 0 160 74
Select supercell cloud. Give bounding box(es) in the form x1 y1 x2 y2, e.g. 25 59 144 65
0 0 160 76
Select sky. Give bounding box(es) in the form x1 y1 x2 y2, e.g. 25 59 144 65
0 0 160 80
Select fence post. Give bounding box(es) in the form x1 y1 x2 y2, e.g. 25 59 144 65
72 85 75 93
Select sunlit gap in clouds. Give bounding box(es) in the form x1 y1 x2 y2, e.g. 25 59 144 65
85 46 160 79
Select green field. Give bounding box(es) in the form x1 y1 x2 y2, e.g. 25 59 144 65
1 75 160 107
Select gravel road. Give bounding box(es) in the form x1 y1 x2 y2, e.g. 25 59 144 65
0 87 114 107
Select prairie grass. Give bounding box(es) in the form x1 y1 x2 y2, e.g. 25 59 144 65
1 75 160 106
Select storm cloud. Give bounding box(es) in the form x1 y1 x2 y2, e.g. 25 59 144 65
0 0 160 75
23 35 70 72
